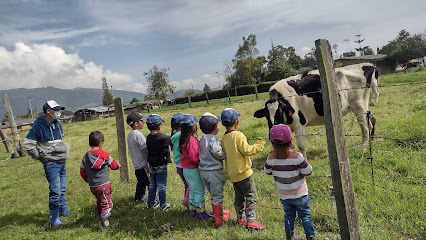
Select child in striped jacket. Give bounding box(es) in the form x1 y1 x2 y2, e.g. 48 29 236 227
264 124 315 240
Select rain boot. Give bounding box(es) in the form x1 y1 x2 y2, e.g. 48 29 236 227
100 215 110 231
49 209 64 227
59 204 74 217
212 203 223 227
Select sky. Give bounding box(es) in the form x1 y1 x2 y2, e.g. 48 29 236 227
0 0 425 94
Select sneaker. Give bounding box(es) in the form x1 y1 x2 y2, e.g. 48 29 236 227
246 221 266 231
161 203 171 211
147 199 160 209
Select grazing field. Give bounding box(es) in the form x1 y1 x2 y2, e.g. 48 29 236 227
0 68 425 239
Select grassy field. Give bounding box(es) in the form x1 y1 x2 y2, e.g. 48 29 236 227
0 68 425 240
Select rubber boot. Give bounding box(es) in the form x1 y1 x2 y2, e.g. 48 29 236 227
59 204 74 217
245 206 266 231
286 232 295 240
197 211 211 220
100 215 110 231
49 209 64 227
212 203 223 227
306 235 315 240
189 210 197 218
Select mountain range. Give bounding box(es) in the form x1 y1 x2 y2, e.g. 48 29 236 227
0 87 200 118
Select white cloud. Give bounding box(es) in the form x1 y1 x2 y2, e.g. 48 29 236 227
171 73 223 91
301 47 312 56
0 42 141 91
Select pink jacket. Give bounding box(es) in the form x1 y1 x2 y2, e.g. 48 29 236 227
180 136 199 169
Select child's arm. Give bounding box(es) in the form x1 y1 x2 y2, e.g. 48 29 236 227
236 133 265 156
187 137 200 165
209 136 226 160
264 157 273 175
107 155 121 170
80 159 88 182
298 154 313 176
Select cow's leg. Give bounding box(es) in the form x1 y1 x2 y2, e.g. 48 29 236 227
294 126 308 160
353 106 369 149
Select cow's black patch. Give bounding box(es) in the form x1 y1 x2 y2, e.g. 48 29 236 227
287 74 324 116
362 65 374 87
298 110 306 126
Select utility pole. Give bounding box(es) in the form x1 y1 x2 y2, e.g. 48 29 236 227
110 85 114 98
28 97 33 118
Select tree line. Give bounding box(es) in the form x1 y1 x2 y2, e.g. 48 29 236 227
102 29 426 104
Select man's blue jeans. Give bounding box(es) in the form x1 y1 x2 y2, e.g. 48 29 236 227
43 161 67 210
147 168 167 206
280 195 315 237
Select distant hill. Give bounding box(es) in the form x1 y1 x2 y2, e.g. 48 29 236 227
0 87 202 118
0 87 144 118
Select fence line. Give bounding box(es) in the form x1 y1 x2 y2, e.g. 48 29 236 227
357 202 426 217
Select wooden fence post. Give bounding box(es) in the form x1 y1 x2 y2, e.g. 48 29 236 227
188 96 192 108
114 97 129 182
234 86 238 96
34 107 38 117
0 129 13 153
315 39 360 240
226 86 231 104
1 93 23 155
254 83 259 100
205 93 210 105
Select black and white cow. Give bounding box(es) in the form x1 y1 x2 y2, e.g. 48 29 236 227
254 63 378 160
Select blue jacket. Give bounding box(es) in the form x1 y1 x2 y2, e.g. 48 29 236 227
26 116 63 142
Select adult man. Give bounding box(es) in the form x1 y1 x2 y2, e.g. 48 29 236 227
22 100 72 226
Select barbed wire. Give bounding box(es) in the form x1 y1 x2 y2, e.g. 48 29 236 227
352 179 425 199
357 201 426 217
360 223 424 239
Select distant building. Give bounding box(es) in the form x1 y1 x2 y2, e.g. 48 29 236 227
1 118 36 133
336 54 392 74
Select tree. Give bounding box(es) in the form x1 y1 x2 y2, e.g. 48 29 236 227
203 84 211 92
363 46 374 55
144 66 175 100
226 34 265 87
130 97 139 104
102 77 113 105
265 43 301 81
183 90 196 97
379 29 426 68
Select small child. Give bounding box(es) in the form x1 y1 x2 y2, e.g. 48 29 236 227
126 112 149 202
170 112 190 208
198 112 231 227
179 114 210 219
80 131 121 231
220 108 266 231
264 124 315 240
146 114 171 211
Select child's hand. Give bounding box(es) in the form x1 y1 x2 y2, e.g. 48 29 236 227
117 163 122 168
257 137 266 145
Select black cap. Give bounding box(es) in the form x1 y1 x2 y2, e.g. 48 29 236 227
127 112 147 126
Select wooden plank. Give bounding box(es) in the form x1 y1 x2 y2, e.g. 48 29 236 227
314 39 360 240
0 129 13 153
1 93 22 155
114 97 129 181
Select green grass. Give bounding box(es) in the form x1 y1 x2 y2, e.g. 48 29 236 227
0 69 425 239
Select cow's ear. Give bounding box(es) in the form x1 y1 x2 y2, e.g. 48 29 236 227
254 108 266 118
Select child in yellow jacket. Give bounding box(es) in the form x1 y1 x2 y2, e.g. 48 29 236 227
220 108 266 231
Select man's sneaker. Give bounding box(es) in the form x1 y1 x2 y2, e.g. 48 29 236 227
246 221 266 231
161 203 171 211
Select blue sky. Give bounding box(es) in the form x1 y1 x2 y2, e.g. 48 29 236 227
0 0 425 93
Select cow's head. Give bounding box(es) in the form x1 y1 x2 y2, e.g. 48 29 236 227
254 89 295 129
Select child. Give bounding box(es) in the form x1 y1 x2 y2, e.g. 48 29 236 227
170 112 190 207
80 131 121 231
22 100 72 227
220 108 266 231
179 114 210 219
265 124 315 240
146 114 171 211
198 112 231 227
126 112 150 202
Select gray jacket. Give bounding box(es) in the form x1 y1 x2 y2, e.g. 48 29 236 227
198 134 226 171
39 141 70 163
